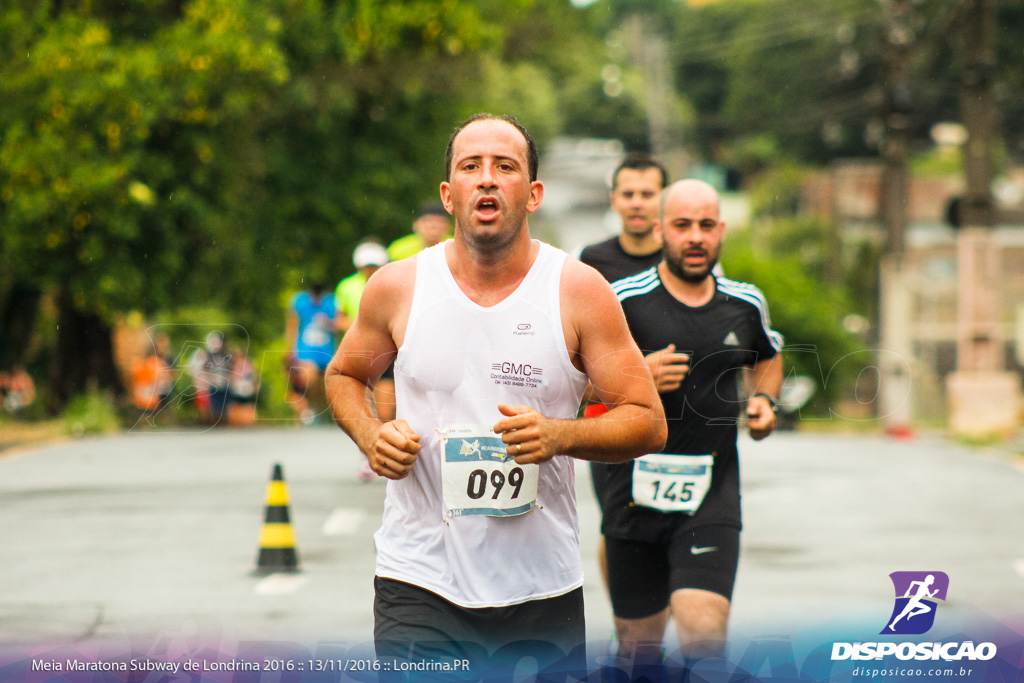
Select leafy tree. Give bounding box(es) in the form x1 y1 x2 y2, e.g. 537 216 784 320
614 0 1024 172
0 0 288 407
721 233 866 417
0 0 624 412
483 0 650 146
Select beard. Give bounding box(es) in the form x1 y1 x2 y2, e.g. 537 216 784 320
663 243 719 284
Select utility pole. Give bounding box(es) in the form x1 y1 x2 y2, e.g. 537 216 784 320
623 13 687 178
947 0 1020 438
879 0 913 265
877 0 916 436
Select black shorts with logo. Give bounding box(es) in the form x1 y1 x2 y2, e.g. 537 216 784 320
605 524 740 620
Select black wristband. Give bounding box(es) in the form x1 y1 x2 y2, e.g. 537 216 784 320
751 392 777 411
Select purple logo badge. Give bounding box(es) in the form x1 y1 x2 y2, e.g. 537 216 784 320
881 571 949 635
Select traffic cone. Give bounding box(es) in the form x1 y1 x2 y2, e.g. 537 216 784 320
254 463 300 574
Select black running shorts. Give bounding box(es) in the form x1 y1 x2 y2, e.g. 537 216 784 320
605 524 740 620
373 576 585 668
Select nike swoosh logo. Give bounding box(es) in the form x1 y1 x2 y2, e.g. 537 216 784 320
690 546 718 555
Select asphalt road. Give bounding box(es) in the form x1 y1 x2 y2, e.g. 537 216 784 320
1 426 1022 659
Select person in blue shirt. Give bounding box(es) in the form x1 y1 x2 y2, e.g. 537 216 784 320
285 280 337 424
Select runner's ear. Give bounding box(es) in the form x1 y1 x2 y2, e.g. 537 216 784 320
439 182 453 215
526 180 544 214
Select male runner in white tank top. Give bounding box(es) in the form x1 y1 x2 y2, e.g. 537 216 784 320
325 114 666 674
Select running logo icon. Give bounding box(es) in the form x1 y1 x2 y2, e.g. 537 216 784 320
459 440 481 457
881 571 949 635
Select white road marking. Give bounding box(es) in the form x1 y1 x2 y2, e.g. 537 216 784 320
255 574 309 596
1013 559 1024 579
322 507 366 536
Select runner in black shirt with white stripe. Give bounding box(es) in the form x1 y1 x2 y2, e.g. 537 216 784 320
599 179 783 664
578 154 689 593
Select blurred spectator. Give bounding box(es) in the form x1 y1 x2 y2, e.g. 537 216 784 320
227 345 258 427
1 365 36 414
186 331 232 424
131 333 175 415
153 332 175 409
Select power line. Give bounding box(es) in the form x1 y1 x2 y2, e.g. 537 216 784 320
661 3 883 64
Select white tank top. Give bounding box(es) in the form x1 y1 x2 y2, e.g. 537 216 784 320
375 240 590 608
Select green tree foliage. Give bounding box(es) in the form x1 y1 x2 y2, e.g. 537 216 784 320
721 230 866 417
663 0 885 167
727 163 877 415
0 0 619 410
234 0 498 328
654 0 1024 171
1 1 288 316
0 0 292 405
483 0 650 147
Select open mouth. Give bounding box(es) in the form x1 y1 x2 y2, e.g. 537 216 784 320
684 248 707 264
475 197 500 221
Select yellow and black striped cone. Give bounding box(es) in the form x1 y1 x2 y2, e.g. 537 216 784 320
254 462 300 574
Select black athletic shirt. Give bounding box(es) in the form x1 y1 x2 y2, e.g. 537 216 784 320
598 267 782 541
578 236 662 283
578 235 662 510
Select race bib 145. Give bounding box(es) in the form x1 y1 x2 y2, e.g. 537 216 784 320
631 453 714 515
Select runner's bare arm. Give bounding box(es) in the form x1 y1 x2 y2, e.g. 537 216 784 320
284 309 298 357
495 261 665 464
745 353 783 440
325 261 421 479
580 344 689 404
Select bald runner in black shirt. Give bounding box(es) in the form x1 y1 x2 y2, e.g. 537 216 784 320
597 179 783 666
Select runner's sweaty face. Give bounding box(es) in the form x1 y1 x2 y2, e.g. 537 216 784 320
413 214 450 248
611 167 663 240
440 119 543 254
659 182 724 284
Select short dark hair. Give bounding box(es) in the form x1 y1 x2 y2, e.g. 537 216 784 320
611 153 669 191
445 113 539 182
417 201 448 218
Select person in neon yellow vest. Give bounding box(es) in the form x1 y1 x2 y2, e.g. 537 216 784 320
336 239 393 481
336 239 389 335
386 202 452 261
336 238 392 416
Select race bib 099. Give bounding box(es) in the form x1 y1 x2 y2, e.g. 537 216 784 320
439 424 539 518
631 453 714 515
